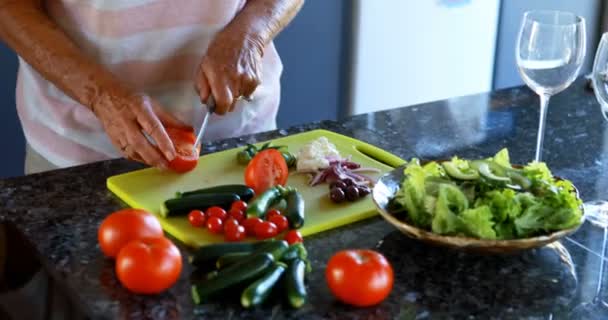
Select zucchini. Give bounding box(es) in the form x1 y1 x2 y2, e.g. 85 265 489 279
216 240 289 269
189 242 269 268
246 186 284 219
241 262 287 308
284 258 307 308
179 184 255 202
280 243 307 262
191 253 275 304
285 191 305 229
161 193 240 217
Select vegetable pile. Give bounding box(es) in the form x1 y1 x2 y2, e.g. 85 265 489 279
190 240 310 308
391 149 583 240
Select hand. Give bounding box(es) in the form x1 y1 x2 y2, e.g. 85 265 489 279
93 92 189 168
195 33 264 115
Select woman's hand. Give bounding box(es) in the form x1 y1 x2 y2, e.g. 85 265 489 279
93 92 188 168
195 33 264 115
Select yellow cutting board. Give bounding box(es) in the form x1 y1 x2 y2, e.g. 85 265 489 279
106 129 405 247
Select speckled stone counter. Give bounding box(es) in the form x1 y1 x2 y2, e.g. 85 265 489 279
2 79 608 319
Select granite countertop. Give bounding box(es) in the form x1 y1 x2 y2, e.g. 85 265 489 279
2 79 608 319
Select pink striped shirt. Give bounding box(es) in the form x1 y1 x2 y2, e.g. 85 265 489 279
16 0 283 168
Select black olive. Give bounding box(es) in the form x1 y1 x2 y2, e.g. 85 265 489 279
358 186 371 197
330 187 346 203
345 186 360 201
329 181 347 190
343 179 355 186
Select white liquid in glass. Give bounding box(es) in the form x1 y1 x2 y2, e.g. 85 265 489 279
518 58 579 96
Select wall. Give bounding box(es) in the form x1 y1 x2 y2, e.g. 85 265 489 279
0 43 22 178
493 0 602 89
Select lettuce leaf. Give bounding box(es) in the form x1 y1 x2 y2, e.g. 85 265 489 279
458 206 496 239
493 148 511 168
431 184 468 235
476 189 522 223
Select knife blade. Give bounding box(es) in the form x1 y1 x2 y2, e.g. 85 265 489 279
194 96 215 151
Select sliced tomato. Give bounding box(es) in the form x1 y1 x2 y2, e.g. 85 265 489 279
244 149 289 194
166 127 199 173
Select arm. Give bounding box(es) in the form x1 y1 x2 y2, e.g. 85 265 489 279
0 0 180 168
196 0 304 114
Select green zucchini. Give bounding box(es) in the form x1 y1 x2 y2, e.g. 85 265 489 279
285 191 305 229
189 242 269 268
284 258 307 308
241 262 287 308
161 193 240 217
191 253 275 304
179 184 255 202
216 240 289 269
246 186 284 219
280 243 307 262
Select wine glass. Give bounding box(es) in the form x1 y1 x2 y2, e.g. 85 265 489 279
568 32 608 319
516 10 586 162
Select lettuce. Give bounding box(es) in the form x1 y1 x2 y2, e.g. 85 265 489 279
458 206 496 239
493 148 511 168
431 184 468 235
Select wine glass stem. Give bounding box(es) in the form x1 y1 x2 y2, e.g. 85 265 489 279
534 94 551 162
594 226 608 304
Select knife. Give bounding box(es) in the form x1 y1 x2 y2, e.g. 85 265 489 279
194 96 215 151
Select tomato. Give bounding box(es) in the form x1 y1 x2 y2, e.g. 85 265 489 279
244 149 288 194
285 230 303 245
228 208 245 223
269 215 289 232
242 217 263 236
224 224 246 242
166 127 199 173
206 216 224 234
187 210 206 228
266 209 282 221
230 200 248 212
206 207 227 221
115 237 182 294
98 209 164 258
224 218 240 230
325 250 394 307
254 221 278 240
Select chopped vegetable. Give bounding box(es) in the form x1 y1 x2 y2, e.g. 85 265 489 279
391 149 582 239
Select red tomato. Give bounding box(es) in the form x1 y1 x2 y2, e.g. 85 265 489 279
242 217 263 236
266 209 282 221
206 207 227 221
230 200 248 212
166 127 199 173
244 149 288 195
115 237 182 294
224 218 240 231
187 210 206 228
269 215 289 232
224 225 246 242
255 221 278 240
228 208 245 223
206 216 224 234
98 209 164 258
285 230 303 245
325 250 394 307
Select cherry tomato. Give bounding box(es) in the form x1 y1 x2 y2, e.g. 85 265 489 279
166 127 199 173
187 210 206 228
224 225 246 242
98 209 164 258
116 237 182 294
242 217 263 236
285 230 303 245
228 208 245 223
224 218 240 231
269 214 289 232
206 207 227 221
244 149 288 195
325 250 394 307
206 216 223 234
230 200 248 212
266 209 282 221
254 221 278 240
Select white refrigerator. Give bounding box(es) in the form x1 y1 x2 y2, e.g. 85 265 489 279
347 0 501 115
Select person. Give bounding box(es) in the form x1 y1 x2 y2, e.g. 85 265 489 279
0 0 304 174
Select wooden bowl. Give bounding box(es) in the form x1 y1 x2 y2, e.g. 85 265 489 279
372 164 584 254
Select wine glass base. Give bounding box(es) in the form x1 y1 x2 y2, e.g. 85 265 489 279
584 201 608 228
